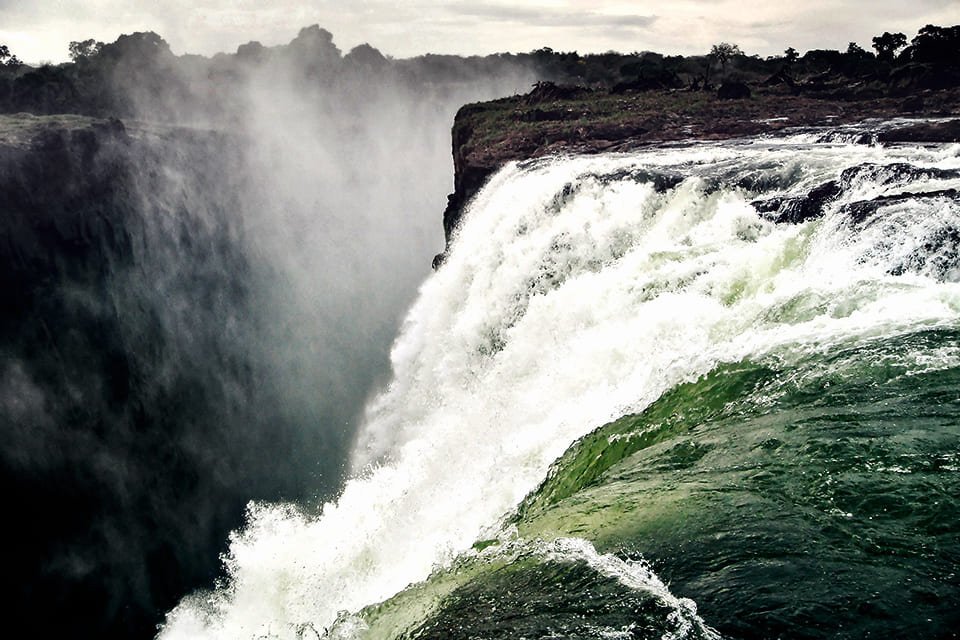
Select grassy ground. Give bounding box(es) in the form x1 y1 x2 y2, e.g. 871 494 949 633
454 86 960 173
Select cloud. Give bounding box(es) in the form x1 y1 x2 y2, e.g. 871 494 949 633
0 0 957 62
445 2 657 29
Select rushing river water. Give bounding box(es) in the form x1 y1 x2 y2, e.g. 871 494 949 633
162 126 960 640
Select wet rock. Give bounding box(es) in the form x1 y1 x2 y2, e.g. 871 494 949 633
843 189 959 224
754 180 842 224
839 162 960 189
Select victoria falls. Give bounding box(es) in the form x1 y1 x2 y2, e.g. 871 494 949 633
1 11 959 640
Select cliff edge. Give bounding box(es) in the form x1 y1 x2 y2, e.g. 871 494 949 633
0 114 284 639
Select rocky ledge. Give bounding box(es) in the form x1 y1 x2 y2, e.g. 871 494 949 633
434 83 960 267
0 114 264 639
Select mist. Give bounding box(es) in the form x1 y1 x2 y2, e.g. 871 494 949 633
0 25 533 638
217 26 537 492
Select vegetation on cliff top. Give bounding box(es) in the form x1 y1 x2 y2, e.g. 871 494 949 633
0 23 956 123
453 24 960 161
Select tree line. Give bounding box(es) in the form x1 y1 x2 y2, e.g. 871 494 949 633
0 23 956 120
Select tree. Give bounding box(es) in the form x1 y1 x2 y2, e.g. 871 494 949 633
710 42 742 77
872 31 907 62
344 43 388 71
909 24 960 66
236 40 266 61
68 39 104 61
841 42 876 76
0 43 22 68
784 47 799 65
846 42 868 56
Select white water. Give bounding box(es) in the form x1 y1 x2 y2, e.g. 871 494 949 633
160 135 960 639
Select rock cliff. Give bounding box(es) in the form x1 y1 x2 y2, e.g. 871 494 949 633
0 114 312 639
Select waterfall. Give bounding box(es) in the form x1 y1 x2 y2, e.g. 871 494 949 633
160 130 960 640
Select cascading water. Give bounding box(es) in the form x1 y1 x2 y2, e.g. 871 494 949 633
160 127 960 639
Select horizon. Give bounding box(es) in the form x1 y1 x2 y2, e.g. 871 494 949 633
1 1 957 66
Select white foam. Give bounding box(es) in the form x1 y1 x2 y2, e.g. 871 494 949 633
160 139 960 640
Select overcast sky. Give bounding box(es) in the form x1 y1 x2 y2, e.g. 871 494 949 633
1 0 958 64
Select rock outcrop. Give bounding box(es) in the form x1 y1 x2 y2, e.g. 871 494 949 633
0 115 309 639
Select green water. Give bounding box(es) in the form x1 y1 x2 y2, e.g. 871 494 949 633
362 329 960 639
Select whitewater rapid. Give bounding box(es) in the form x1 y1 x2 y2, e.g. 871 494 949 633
160 132 960 639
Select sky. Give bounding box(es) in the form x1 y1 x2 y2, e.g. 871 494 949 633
0 0 957 64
